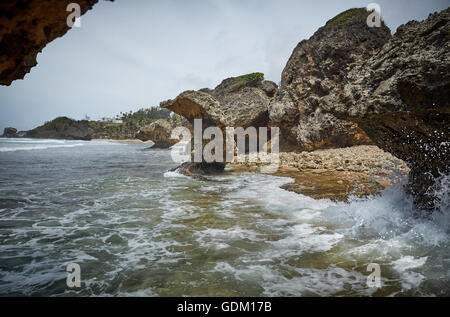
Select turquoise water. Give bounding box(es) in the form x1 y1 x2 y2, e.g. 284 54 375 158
0 138 448 296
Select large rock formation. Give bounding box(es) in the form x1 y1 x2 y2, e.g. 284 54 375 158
2 127 17 138
136 119 176 148
163 73 275 131
0 0 104 86
269 8 391 151
161 73 278 173
328 8 450 210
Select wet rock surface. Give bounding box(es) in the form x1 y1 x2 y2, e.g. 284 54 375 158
329 8 450 210
170 162 225 181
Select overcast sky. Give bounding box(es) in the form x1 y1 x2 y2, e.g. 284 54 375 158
0 0 448 132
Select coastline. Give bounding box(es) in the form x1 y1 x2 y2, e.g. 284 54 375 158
0 137 154 144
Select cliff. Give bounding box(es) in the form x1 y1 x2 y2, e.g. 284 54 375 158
328 8 450 210
269 8 391 151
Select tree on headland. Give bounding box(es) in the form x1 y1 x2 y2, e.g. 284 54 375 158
119 106 171 125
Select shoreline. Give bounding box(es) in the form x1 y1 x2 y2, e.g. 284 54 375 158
228 145 410 202
2 137 411 202
0 137 154 144
90 139 154 144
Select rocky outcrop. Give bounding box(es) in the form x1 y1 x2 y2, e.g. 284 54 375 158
328 8 450 211
232 145 410 202
2 127 17 138
161 73 278 172
162 73 276 131
170 162 226 180
136 119 175 148
0 0 105 86
269 8 391 151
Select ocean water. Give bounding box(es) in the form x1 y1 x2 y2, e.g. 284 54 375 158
0 138 448 297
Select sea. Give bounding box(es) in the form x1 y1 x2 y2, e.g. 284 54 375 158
0 138 448 296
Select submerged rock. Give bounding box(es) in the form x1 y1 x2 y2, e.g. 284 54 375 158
136 119 175 149
329 7 450 210
269 8 390 151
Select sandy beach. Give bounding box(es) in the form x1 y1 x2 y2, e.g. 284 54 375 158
90 139 154 144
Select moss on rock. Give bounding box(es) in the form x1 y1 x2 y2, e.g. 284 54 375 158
327 8 368 26
230 72 264 90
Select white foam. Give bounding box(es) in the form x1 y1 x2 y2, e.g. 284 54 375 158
163 170 188 178
116 289 157 297
0 143 84 152
262 224 343 260
261 267 375 297
194 227 262 250
392 256 428 291
0 138 67 144
0 148 448 296
392 256 428 272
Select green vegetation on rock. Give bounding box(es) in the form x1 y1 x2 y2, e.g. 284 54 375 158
25 106 187 141
27 117 92 139
119 107 171 126
327 8 367 26
230 72 264 90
